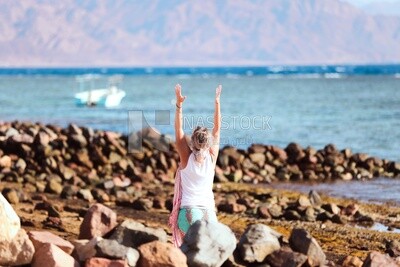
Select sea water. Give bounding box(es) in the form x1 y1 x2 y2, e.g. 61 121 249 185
0 66 399 163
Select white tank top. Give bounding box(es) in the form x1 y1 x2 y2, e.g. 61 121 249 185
180 152 216 209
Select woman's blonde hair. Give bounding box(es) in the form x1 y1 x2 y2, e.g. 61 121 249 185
190 126 212 151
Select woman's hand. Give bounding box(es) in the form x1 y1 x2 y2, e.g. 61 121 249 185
215 85 222 103
175 84 186 106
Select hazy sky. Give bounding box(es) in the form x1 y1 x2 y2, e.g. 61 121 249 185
344 0 400 7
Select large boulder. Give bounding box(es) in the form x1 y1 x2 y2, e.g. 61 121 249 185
109 219 167 248
79 203 117 239
289 228 326 266
0 229 35 266
137 240 187 267
0 193 20 242
236 224 281 263
28 230 75 254
362 251 398 267
32 243 80 267
180 220 236 267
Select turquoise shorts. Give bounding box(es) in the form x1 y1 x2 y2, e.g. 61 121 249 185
177 206 218 234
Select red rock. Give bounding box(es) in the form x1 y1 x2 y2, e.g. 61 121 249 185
342 204 359 216
342 255 363 267
85 257 127 267
138 241 187 267
28 230 74 254
362 251 398 267
32 243 79 267
113 176 131 187
79 203 117 239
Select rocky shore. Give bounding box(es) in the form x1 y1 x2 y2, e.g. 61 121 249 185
1 121 400 266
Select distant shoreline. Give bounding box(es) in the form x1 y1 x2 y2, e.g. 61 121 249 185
0 64 400 76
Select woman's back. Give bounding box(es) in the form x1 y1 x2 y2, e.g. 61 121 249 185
180 152 215 209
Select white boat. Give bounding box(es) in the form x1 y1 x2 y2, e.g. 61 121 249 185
74 75 126 107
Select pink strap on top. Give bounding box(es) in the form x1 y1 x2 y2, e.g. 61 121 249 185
168 148 215 248
168 164 183 247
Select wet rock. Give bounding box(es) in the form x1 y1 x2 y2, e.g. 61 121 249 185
340 172 353 181
181 220 236 267
342 255 363 267
289 228 326 266
362 251 398 267
265 246 308 267
79 203 117 240
316 211 334 222
304 206 316 222
95 239 139 267
109 219 167 248
297 195 311 208
268 204 283 219
257 204 272 219
385 240 400 257
0 229 35 266
138 240 188 267
32 243 80 267
237 224 281 263
342 204 359 216
285 143 305 163
28 230 75 254
283 210 302 221
322 203 341 215
85 257 128 267
0 193 20 242
249 153 266 166
308 193 322 207
271 146 288 162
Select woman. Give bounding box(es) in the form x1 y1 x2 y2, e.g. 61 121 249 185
169 83 222 247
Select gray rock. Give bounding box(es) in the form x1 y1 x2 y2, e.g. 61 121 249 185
109 219 167 248
72 237 102 262
96 239 139 267
181 220 237 267
289 228 326 267
237 224 281 263
308 190 322 206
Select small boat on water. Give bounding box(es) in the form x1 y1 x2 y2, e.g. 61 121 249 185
74 75 126 107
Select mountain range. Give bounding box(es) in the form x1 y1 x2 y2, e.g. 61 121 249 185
0 0 399 66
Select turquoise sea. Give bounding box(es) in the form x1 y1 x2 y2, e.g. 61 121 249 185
0 66 399 163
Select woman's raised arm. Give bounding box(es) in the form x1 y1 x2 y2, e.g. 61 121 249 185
211 85 222 164
174 84 190 167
